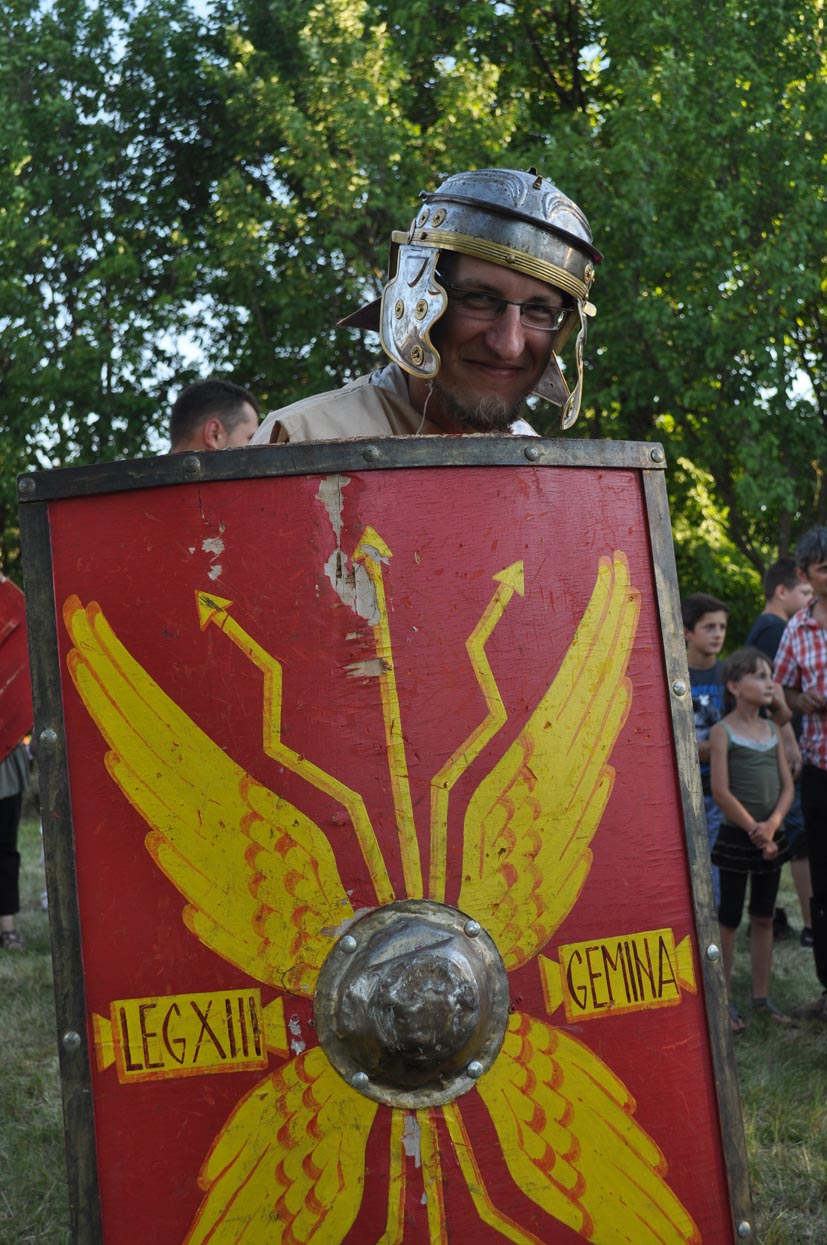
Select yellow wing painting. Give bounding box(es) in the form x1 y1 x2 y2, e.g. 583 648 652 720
476 1013 699 1245
186 1048 378 1245
63 536 699 1245
64 596 353 997
458 553 640 970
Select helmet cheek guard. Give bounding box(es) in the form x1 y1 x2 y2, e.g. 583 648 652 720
379 246 447 378
342 169 602 429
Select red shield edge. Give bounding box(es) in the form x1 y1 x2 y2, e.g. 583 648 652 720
0 577 33 759
44 461 737 1244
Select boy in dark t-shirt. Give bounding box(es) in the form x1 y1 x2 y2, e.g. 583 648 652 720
682 594 729 906
747 557 813 656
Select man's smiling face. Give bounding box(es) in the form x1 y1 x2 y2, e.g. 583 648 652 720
409 254 568 433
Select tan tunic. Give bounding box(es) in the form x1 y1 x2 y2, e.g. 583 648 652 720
252 367 445 444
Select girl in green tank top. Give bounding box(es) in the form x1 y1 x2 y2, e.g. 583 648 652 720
709 647 794 1033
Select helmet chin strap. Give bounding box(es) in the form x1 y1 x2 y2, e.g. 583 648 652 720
416 380 434 435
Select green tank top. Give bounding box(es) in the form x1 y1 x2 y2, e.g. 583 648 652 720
722 723 780 823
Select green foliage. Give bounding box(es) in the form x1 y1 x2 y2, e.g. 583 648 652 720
0 0 825 618
0 0 221 573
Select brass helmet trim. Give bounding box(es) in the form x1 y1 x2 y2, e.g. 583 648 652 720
390 229 593 303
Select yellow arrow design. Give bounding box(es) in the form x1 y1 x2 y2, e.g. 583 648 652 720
377 1110 406 1245
429 562 524 902
196 591 394 906
352 529 423 900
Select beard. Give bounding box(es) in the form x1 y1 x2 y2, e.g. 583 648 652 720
430 380 520 433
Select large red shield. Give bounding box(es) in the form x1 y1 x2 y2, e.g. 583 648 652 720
20 438 751 1245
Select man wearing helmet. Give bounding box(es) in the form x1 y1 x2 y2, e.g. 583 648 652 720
252 168 600 444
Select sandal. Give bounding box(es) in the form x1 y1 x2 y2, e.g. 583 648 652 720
728 1002 746 1034
0 929 25 951
751 997 796 1026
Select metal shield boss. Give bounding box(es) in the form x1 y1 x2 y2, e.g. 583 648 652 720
22 438 751 1244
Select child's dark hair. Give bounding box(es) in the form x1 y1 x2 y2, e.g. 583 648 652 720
681 593 729 631
721 646 773 712
762 556 799 599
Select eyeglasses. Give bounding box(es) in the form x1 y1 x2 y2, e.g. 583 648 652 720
439 278 570 332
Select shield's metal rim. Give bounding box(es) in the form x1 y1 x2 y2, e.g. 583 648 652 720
641 470 754 1237
17 435 667 505
19 501 103 1245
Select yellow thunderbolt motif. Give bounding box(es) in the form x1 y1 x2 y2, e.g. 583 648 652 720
64 534 700 1245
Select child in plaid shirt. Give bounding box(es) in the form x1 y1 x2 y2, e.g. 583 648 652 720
774 527 827 1019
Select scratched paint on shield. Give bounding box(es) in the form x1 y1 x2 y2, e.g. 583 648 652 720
51 466 729 1244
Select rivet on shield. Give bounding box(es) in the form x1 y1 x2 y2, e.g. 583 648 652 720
672 679 687 697
410 345 425 366
706 944 721 962
650 446 666 464
18 477 35 497
524 446 541 462
182 455 202 477
737 1223 752 1240
314 899 510 1109
39 728 58 746
62 1030 82 1051
339 934 358 954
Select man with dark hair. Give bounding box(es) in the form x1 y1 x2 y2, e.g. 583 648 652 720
169 379 259 452
747 556 813 946
774 527 827 1018
682 593 730 906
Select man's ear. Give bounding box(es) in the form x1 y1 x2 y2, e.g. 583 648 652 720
202 417 226 450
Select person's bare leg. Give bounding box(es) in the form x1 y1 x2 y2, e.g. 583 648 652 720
750 915 774 999
791 858 813 928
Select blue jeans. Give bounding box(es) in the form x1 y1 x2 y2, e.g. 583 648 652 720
704 794 722 907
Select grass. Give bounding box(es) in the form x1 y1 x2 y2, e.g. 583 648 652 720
0 818 71 1244
2 818 827 1243
731 888 827 1244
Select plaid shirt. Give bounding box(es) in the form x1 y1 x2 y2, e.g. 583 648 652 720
774 602 827 770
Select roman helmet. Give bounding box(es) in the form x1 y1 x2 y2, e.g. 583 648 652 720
340 168 602 429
